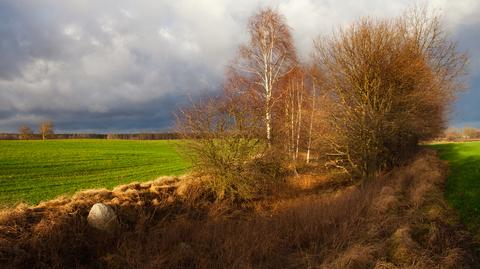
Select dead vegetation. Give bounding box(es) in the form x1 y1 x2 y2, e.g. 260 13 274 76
315 9 466 179
0 150 478 268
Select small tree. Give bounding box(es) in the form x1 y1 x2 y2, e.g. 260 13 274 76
463 127 479 139
39 121 54 140
18 125 33 140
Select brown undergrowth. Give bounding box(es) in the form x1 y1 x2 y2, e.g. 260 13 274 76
0 150 478 268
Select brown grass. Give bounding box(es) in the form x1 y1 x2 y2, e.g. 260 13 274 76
0 150 478 268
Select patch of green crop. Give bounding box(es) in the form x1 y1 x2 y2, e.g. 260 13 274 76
0 139 189 205
428 142 480 235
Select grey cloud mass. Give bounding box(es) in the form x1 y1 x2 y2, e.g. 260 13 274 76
0 0 479 132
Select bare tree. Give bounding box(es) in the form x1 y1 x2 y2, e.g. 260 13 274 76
306 65 321 164
234 8 297 146
463 127 479 139
39 121 54 140
18 125 33 140
315 9 466 179
278 67 307 162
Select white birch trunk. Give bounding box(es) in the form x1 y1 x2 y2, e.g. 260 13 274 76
306 81 316 164
295 78 303 161
290 82 295 159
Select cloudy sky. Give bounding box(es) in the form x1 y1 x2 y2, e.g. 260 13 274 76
0 0 479 133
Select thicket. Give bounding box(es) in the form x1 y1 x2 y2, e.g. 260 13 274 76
316 10 466 179
178 7 466 200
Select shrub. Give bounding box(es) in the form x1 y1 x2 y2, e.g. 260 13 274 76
314 9 466 179
177 94 287 202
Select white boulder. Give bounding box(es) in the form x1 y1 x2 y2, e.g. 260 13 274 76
87 203 118 231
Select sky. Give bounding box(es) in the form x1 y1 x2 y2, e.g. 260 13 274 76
0 0 479 133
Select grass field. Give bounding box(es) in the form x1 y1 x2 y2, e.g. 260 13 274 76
0 139 189 205
429 142 480 234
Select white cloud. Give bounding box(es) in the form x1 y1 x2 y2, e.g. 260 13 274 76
120 8 134 19
63 24 82 40
158 27 174 41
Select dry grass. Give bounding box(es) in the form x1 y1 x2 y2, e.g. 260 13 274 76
0 150 478 268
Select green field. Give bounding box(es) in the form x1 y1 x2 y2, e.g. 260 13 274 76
0 139 189 205
429 142 480 233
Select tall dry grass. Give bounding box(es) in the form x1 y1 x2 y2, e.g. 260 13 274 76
0 151 478 268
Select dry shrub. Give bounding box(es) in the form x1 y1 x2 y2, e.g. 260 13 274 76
315 8 467 179
177 93 290 202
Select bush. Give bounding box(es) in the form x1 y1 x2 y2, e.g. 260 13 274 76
177 95 287 202
315 9 466 179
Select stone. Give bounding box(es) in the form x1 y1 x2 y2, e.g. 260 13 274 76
87 203 118 231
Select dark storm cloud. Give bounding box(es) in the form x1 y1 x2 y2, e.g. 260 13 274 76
0 0 479 132
38 94 188 133
450 21 480 127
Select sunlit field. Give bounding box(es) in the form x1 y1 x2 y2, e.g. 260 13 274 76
429 141 480 234
0 139 188 205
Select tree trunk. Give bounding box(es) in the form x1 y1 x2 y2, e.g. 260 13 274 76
266 105 272 146
295 79 303 161
290 82 295 159
306 80 316 164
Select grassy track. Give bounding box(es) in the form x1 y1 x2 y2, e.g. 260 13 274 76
0 139 189 205
429 142 480 234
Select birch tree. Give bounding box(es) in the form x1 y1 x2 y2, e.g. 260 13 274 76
281 67 306 162
235 8 296 146
306 66 320 164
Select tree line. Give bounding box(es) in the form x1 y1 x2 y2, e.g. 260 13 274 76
177 7 466 200
443 127 480 141
5 121 179 140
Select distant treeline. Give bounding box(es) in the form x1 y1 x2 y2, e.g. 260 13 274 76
437 127 480 142
0 133 180 140
106 133 180 140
